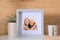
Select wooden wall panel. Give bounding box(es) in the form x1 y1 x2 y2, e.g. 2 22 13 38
0 23 8 36
0 0 60 35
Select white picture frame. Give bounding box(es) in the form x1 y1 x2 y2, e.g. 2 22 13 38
16 9 44 36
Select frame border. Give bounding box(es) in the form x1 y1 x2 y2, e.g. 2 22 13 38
16 9 44 36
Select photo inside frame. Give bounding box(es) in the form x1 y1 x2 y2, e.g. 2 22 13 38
22 11 42 32
24 17 37 30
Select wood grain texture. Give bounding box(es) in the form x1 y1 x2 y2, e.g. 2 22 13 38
0 0 60 35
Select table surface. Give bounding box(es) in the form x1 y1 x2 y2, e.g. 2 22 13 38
0 35 60 40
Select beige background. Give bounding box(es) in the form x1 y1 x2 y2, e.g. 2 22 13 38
0 0 60 35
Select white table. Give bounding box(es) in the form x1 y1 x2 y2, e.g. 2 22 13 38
0 35 60 40
0 35 43 40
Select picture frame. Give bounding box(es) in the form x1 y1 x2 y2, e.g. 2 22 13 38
16 9 44 36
